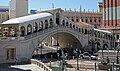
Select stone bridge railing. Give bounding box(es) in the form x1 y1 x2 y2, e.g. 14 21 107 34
31 59 52 71
0 25 88 41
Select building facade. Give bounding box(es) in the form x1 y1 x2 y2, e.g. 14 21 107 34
101 0 120 48
102 0 120 27
9 0 28 19
62 10 102 28
0 6 9 24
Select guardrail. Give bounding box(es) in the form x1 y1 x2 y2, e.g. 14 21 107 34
31 59 52 71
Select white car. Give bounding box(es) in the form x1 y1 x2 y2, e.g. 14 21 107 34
80 52 91 60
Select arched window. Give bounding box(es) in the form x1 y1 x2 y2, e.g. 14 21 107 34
76 18 79 22
62 20 65 26
98 32 100 38
71 17 74 22
85 18 88 22
50 19 53 28
39 21 43 31
90 18 92 22
94 18 96 22
45 20 48 29
81 18 83 22
20 26 25 36
99 18 101 22
33 22 38 33
27 24 32 35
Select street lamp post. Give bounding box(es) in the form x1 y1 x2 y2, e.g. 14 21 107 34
76 48 79 71
61 49 65 71
102 45 104 63
39 43 42 61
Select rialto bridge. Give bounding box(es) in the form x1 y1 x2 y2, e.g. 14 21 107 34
0 8 113 63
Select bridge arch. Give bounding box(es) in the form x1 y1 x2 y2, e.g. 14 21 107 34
31 30 84 58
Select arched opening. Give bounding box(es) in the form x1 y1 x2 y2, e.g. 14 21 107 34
50 19 53 28
33 22 38 33
103 44 108 50
73 25 75 29
82 28 84 34
70 23 72 28
20 26 25 36
62 20 65 26
79 28 81 32
66 22 69 27
76 27 78 31
85 18 88 22
56 12 60 25
39 21 43 31
95 42 101 52
10 28 16 37
45 20 48 29
27 24 32 35
3 27 9 37
84 29 87 34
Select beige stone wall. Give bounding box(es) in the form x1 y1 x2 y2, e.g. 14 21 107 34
0 12 9 24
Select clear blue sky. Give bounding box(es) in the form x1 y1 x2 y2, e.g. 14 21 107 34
0 0 102 12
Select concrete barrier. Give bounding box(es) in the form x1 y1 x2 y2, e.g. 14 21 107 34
31 59 52 71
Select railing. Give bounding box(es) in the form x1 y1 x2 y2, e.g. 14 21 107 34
24 25 87 40
0 25 110 41
31 59 52 71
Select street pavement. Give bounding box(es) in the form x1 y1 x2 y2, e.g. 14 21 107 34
6 64 44 71
43 59 100 71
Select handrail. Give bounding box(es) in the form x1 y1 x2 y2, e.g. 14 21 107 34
31 59 52 71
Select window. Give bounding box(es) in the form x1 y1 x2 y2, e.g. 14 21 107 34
85 18 88 22
72 18 74 22
81 18 83 22
6 48 16 60
76 18 79 22
94 18 96 22
90 18 92 22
